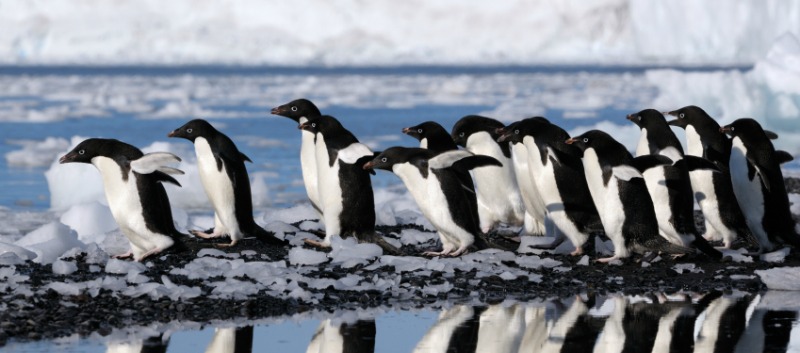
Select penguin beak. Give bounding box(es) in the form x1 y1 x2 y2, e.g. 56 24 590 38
298 122 307 130
565 138 578 145
270 106 282 115
167 130 178 138
719 126 732 135
362 161 375 170
401 127 412 135
497 130 511 143
626 114 639 123
59 153 75 164
667 119 682 127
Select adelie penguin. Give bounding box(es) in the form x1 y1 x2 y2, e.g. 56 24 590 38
168 119 287 247
451 115 527 233
497 118 603 256
665 105 756 249
628 109 723 260
402 121 459 153
299 115 399 253
270 98 324 219
720 118 800 252
59 138 188 261
364 147 501 256
566 130 692 262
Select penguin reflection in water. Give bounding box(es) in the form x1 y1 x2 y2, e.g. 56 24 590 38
169 119 286 247
365 147 501 256
60 138 187 261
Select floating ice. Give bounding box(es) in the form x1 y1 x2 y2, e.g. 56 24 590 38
5 137 70 168
756 267 800 291
14 221 84 264
59 202 117 244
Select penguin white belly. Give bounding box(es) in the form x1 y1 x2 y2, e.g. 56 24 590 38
412 306 474 353
299 126 321 217
466 133 525 231
526 144 586 247
539 298 588 353
593 296 627 353
394 164 473 248
581 150 607 224
729 138 770 248
689 170 725 237
310 320 345 353
635 128 650 157
642 166 689 246
93 157 173 259
194 138 240 240
602 179 629 258
314 137 344 241
205 328 237 353
684 126 704 157
651 307 688 353
511 142 547 232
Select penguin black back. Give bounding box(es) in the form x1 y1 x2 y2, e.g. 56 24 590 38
402 121 458 153
667 105 731 166
451 115 511 158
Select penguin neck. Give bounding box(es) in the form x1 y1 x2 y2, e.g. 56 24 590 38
635 128 650 157
684 125 704 157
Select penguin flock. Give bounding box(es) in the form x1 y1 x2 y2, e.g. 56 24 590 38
60 100 798 264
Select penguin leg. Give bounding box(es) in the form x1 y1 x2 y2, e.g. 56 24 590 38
190 228 227 239
215 239 238 248
449 244 470 257
423 234 455 256
113 252 134 260
596 255 623 263
304 238 331 249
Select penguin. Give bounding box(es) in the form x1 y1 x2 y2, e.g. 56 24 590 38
168 119 286 247
59 138 187 261
299 115 397 253
271 98 324 218
665 105 755 248
364 147 501 256
627 109 723 260
566 130 692 262
498 119 549 237
451 115 527 233
106 334 169 353
497 118 604 256
720 118 800 252
401 121 458 152
538 295 605 352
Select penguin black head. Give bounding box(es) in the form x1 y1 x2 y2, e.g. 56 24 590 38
627 109 667 130
363 146 427 171
565 130 616 153
451 115 505 147
59 138 141 164
298 115 342 134
664 105 710 129
402 121 447 142
270 98 321 123
168 119 217 142
496 117 550 143
720 118 769 142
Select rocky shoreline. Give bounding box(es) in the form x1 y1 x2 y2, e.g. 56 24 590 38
1 178 799 346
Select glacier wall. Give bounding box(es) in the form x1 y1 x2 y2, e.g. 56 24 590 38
1 0 798 66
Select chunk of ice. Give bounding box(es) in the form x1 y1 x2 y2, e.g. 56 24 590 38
52 260 78 275
288 248 328 266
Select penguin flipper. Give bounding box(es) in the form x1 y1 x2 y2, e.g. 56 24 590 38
130 152 182 174
748 160 771 192
682 156 720 172
338 143 374 164
611 165 643 181
630 155 672 173
775 150 794 165
764 130 779 140
152 171 182 187
240 152 253 163
546 146 583 171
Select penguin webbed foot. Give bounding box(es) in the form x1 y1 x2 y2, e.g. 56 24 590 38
190 229 226 239
113 252 134 260
214 240 238 248
304 238 331 249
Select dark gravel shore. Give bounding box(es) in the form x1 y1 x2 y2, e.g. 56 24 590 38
1 178 798 346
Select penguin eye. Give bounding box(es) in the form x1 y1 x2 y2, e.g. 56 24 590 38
417 128 423 133
291 106 298 112
679 113 685 119
514 129 519 134
78 149 85 155
730 126 735 131
459 132 465 137
583 138 589 143
311 123 317 128
186 128 193 134
381 157 387 163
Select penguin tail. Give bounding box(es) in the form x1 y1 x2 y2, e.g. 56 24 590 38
637 235 692 255
690 234 724 260
251 226 290 246
472 233 515 252
355 232 402 256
